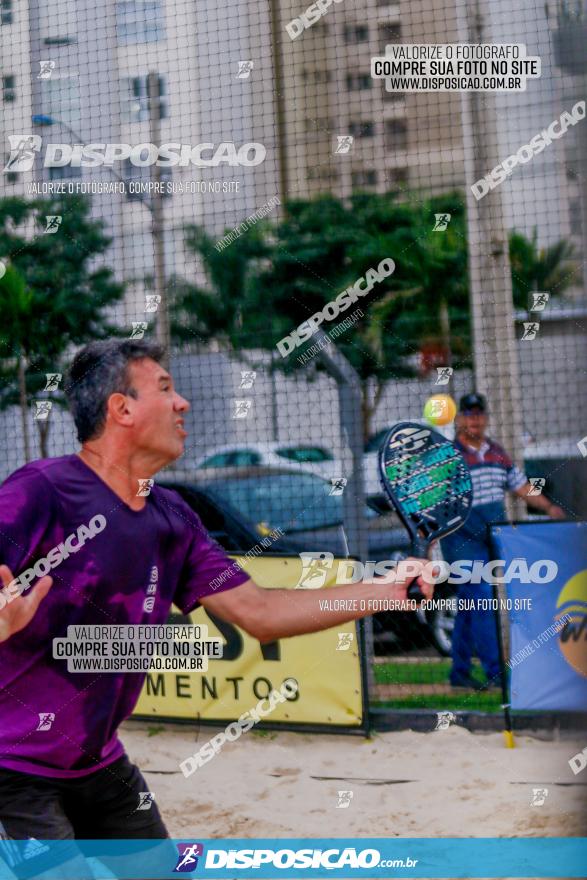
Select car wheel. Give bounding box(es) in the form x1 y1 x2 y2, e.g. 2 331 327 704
425 591 458 657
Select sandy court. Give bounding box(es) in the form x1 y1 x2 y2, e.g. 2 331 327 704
120 720 586 839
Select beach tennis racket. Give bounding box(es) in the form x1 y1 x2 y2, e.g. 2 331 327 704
378 422 473 600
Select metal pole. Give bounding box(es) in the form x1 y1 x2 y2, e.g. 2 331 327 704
492 580 515 748
147 72 171 359
313 330 374 691
270 350 279 441
268 0 290 206
18 353 31 463
314 330 368 563
456 0 526 518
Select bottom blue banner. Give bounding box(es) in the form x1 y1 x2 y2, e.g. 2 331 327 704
0 837 586 878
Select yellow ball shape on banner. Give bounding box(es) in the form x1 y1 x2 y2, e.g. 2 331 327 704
555 569 587 678
423 394 457 426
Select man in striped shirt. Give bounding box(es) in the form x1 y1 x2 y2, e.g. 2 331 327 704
442 393 565 689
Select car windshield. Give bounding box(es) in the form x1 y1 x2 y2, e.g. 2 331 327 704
207 473 344 532
275 446 334 463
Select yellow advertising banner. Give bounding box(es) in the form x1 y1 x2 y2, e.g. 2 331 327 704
133 555 365 728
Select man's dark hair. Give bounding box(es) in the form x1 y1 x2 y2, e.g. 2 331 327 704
65 339 166 443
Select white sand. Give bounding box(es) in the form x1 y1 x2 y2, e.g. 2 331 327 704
120 720 586 838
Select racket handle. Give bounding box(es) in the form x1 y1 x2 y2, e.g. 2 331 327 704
407 537 428 601
407 580 424 602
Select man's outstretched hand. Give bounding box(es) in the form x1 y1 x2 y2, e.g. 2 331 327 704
0 565 52 643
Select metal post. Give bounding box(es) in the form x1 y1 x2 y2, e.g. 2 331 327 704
147 72 170 359
270 350 279 441
456 0 526 518
313 330 374 692
268 0 290 206
492 580 515 747
314 330 368 563
18 353 31 463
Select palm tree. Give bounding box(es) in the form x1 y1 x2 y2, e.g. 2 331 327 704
170 223 270 351
509 229 579 308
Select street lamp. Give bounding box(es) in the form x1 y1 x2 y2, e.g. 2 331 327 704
32 100 171 356
32 114 137 196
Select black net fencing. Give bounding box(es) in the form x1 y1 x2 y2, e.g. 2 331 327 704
0 0 586 708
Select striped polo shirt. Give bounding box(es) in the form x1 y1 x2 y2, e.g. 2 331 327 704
456 437 527 507
442 437 528 551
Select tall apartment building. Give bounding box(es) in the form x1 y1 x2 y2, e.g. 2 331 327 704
485 0 579 254
1 0 582 327
273 0 581 255
0 0 280 325
1 0 34 194
274 0 465 199
549 0 587 273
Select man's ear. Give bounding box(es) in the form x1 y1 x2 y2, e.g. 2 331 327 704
106 392 134 427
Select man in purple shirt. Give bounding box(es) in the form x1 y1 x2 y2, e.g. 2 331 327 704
0 339 430 856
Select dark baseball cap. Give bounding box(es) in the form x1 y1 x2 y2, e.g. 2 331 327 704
459 392 487 413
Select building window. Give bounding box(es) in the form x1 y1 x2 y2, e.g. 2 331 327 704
348 121 375 138
123 75 167 123
0 0 12 24
123 158 171 199
116 0 165 43
301 69 332 84
344 24 369 43
44 36 76 45
351 170 378 187
346 73 372 91
2 74 15 102
379 23 401 48
385 119 408 150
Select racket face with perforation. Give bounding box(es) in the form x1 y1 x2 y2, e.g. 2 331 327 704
378 422 473 555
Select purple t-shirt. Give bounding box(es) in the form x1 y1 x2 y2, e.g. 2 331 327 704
0 455 249 778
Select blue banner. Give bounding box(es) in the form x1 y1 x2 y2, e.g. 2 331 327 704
490 521 587 710
1 838 586 879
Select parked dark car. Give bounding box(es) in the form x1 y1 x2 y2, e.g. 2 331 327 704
158 467 456 656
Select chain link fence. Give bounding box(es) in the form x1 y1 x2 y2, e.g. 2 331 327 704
0 0 586 709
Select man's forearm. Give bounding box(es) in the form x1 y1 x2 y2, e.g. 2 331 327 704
0 618 9 643
253 578 416 643
528 496 554 513
200 562 431 644
517 485 558 514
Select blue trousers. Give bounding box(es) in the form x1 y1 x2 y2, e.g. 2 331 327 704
442 538 501 683
451 580 501 682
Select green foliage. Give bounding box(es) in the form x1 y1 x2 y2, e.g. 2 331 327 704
509 228 579 307
147 725 166 737
174 191 470 376
0 264 33 352
0 194 124 411
170 222 270 348
173 190 576 437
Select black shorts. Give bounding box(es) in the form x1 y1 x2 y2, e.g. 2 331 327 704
0 754 172 878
